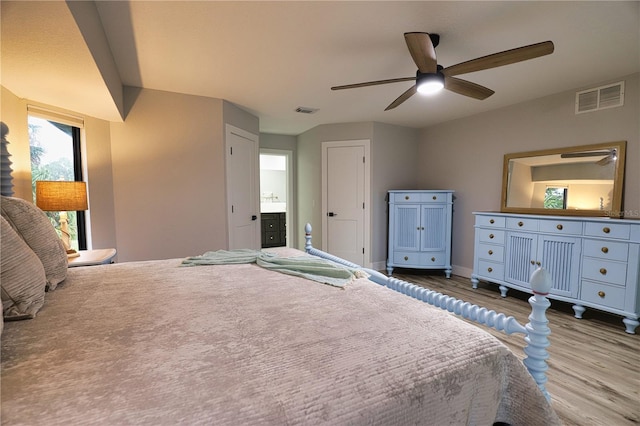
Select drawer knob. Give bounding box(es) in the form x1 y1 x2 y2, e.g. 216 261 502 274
487 267 493 273
603 227 610 234
431 257 436 262
518 221 524 227
530 260 535 265
601 247 609 254
489 233 495 239
404 256 409 261
490 219 495 224
432 196 437 200
599 268 607 275
598 291 606 298
269 224 273 228
536 261 541 266
488 250 493 255
405 196 410 200
556 224 563 230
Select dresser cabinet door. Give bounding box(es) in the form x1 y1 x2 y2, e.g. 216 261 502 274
505 232 580 297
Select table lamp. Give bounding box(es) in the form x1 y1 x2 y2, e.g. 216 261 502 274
36 180 88 258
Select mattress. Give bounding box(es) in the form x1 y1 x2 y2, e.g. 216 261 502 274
1 248 559 425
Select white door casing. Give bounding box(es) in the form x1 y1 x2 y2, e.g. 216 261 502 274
321 140 370 266
225 124 260 250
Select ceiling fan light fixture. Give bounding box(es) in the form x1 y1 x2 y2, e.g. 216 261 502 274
416 72 444 95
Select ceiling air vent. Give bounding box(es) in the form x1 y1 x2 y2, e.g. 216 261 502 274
575 81 624 114
295 106 319 114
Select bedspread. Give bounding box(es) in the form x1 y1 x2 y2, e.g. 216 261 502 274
1 249 559 425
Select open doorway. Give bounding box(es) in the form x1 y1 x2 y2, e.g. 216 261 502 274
259 149 293 248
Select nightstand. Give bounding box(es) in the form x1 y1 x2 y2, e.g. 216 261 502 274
68 248 117 267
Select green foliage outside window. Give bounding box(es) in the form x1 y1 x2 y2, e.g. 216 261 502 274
29 119 79 251
544 187 567 209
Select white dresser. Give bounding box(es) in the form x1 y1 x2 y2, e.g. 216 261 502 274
387 190 454 277
472 212 640 333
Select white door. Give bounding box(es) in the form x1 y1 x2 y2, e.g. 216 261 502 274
226 125 260 250
322 140 370 266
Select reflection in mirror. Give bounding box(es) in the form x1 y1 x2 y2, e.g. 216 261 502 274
501 141 626 217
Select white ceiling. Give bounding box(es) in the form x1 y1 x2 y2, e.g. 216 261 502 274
2 1 639 135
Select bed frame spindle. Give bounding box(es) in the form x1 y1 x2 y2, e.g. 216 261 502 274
304 223 552 401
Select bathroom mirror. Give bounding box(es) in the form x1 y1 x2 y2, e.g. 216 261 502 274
501 141 626 217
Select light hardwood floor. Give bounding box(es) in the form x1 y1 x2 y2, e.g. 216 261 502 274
389 270 640 426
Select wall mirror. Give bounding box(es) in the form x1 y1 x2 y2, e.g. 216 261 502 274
501 141 626 217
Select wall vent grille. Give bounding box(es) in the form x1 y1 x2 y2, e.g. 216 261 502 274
295 106 319 114
575 81 624 114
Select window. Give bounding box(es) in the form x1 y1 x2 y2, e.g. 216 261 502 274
29 114 87 251
544 186 567 210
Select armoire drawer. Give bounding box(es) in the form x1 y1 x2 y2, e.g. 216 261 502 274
583 239 629 262
581 280 626 310
582 258 627 287
476 260 505 280
393 192 449 203
393 251 447 267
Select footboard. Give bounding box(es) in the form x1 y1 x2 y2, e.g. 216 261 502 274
304 223 553 401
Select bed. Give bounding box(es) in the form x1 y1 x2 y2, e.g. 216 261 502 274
1 196 560 425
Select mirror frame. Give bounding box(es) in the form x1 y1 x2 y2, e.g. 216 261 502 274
500 141 627 217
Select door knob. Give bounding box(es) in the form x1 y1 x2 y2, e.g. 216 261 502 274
251 215 257 221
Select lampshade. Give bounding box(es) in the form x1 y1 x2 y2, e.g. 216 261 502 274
416 72 445 95
36 181 88 211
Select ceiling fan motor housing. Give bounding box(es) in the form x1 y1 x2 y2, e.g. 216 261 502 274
416 68 445 94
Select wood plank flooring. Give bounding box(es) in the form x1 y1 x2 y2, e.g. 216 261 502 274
389 269 640 426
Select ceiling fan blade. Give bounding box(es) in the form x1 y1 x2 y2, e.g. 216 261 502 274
442 41 554 77
560 151 612 158
331 77 415 91
444 76 495 100
385 85 417 111
404 32 437 73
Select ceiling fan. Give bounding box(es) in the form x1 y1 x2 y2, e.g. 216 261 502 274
561 149 617 165
331 32 554 111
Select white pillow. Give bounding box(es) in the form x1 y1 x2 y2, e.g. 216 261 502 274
1 196 67 290
1 216 47 319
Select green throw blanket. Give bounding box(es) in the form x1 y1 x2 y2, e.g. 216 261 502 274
181 249 367 288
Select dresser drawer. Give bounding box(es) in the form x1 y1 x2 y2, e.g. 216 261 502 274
584 222 631 240
476 260 505 281
478 229 505 245
475 215 506 228
539 219 582 235
506 217 538 231
580 280 626 310
583 239 629 262
477 243 504 262
582 258 627 286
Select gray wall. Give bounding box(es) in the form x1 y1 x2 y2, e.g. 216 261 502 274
109 87 258 261
296 121 420 268
419 73 639 277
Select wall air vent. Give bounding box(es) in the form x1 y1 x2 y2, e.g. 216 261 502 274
575 81 624 114
295 106 319 114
